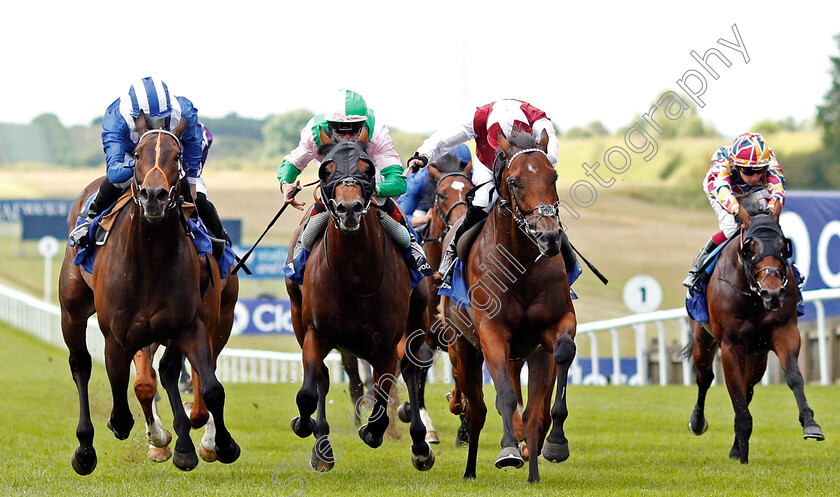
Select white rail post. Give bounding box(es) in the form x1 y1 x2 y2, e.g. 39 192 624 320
609 328 626 385
657 321 667 386
814 300 829 386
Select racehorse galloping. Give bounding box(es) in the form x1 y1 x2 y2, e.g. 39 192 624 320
685 209 823 463
58 113 240 474
445 131 576 483
285 140 434 472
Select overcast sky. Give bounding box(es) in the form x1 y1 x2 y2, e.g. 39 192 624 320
3 1 838 139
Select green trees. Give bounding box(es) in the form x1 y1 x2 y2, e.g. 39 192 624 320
816 34 840 153
260 109 313 160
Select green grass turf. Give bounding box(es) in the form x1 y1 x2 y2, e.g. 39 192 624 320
1 324 838 496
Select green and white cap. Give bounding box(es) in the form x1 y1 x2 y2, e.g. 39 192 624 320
324 89 368 123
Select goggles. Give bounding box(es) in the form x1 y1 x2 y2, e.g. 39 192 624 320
739 166 767 177
328 121 364 136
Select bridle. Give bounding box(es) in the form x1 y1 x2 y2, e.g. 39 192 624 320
427 172 471 243
497 148 565 241
131 129 184 210
740 223 791 294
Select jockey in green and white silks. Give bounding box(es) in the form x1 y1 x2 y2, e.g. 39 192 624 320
278 89 433 277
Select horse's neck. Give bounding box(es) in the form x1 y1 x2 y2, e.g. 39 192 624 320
490 204 541 261
124 206 186 260
325 213 384 266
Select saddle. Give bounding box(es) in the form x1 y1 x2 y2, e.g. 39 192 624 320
455 216 488 263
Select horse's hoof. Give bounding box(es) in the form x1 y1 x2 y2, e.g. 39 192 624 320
199 444 217 463
173 450 199 471
106 417 132 441
148 446 172 463
411 445 435 471
397 402 411 423
358 424 383 449
425 430 440 444
71 447 97 475
541 439 570 463
290 416 316 438
803 424 825 441
688 418 708 436
495 446 524 469
215 440 241 464
148 428 172 448
310 450 335 473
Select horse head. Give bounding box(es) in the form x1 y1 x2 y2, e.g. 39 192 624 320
318 141 376 232
132 111 186 224
429 154 472 234
497 130 563 257
740 212 794 311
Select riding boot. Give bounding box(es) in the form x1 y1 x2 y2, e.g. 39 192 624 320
382 198 434 276
439 206 488 289
195 193 227 241
682 237 717 290
69 181 122 248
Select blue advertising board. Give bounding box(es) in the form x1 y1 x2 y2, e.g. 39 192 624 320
781 191 840 320
233 246 289 279
0 199 73 222
21 214 69 240
232 298 294 335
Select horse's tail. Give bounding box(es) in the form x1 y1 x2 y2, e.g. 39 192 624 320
679 340 694 362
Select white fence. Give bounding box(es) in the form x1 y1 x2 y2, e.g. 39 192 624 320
3 282 839 386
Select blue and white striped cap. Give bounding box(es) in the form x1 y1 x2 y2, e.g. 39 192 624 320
127 77 172 119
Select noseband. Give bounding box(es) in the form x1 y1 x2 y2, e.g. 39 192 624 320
497 149 564 239
131 129 184 210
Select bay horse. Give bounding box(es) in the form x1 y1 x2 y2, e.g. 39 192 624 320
444 131 576 483
397 154 474 445
285 140 434 472
58 113 240 475
685 210 824 463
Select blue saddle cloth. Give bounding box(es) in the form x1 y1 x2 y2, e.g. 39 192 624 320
685 239 804 323
282 219 425 290
440 256 582 309
71 194 235 277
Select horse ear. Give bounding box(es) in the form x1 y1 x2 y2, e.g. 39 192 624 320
428 164 442 182
172 116 187 139
497 133 511 154
358 125 369 143
135 110 149 135
537 129 549 151
462 162 473 179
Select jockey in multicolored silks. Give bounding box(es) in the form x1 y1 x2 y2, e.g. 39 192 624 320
683 132 787 290
277 89 433 276
69 76 226 248
407 99 576 289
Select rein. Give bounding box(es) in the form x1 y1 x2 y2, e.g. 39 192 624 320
131 129 183 210
427 172 471 243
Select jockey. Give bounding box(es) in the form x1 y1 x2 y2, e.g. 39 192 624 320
407 99 570 288
683 132 786 290
398 144 471 229
69 76 226 248
277 89 433 276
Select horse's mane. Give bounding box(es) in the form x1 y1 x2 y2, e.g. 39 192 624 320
507 131 540 150
430 151 462 174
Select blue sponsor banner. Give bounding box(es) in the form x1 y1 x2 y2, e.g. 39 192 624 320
233 246 289 279
232 298 294 335
21 214 68 240
781 191 840 320
0 199 74 222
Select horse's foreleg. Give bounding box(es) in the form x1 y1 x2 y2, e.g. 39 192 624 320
510 359 525 445
178 325 240 466
292 326 328 439
720 342 751 463
479 330 523 470
132 348 172 462
159 344 197 471
103 335 135 441
307 363 336 472
544 329 576 464
358 353 400 449
522 349 556 484
62 310 97 475
689 324 717 436
454 336 485 480
772 327 824 440
402 337 435 471
341 354 364 425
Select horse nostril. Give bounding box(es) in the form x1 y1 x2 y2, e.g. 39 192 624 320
352 202 363 214
139 188 149 202
155 189 168 203
779 287 786 297
336 203 347 214
760 290 769 300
